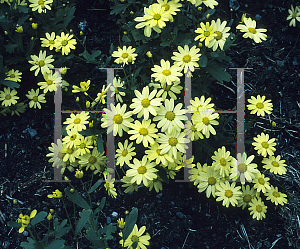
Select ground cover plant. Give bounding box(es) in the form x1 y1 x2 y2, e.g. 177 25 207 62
1 0 300 248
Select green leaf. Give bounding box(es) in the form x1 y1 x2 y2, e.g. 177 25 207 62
17 5 28 13
30 211 47 226
64 187 90 209
64 6 76 28
7 221 21 228
123 208 138 241
45 240 65 249
199 55 207 67
156 165 169 184
75 209 92 235
88 180 103 194
210 52 219 58
0 79 20 89
94 197 106 215
17 15 29 26
110 4 127 15
160 41 171 47
206 62 231 83
20 238 44 249
97 135 104 154
55 219 71 239
5 44 19 53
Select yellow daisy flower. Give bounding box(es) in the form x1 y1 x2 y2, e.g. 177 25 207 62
248 198 267 220
128 119 158 148
110 77 126 103
18 210 37 233
195 0 218 9
156 129 189 159
189 96 215 113
134 3 171 37
230 152 259 184
130 86 162 120
150 80 183 100
26 88 46 109
62 128 81 149
78 147 106 173
104 174 117 198
253 172 271 193
211 146 233 178
121 176 139 193
46 139 64 169
37 71 59 93
236 17 267 43
40 32 56 50
252 132 276 157
0 87 19 107
29 50 54 76
171 45 201 73
194 21 217 47
188 162 208 185
208 19 231 51
101 103 133 137
55 32 77 55
147 177 163 193
287 5 300 27
72 80 90 95
93 84 111 106
153 98 187 133
5 69 22 82
62 146 77 163
74 136 93 156
262 155 287 175
192 110 219 138
116 139 136 167
145 142 174 166
238 185 258 210
28 0 53 13
184 120 204 141
112 46 137 65
63 111 90 132
247 95 273 116
151 59 183 85
47 189 63 199
157 0 182 22
197 165 221 198
265 185 287 206
122 224 151 249
126 156 158 186
215 181 242 208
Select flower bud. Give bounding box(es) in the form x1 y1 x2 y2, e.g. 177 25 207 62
89 120 94 128
130 11 134 15
4 31 8 35
15 25 23 33
69 29 73 33
47 213 53 220
13 200 18 205
60 67 67 75
75 169 83 179
80 31 83 36
86 100 90 108
50 209 54 214
198 42 203 48
125 210 129 215
70 188 75 193
146 51 152 58
206 14 210 19
32 23 38 29
29 18 33 21
76 97 79 102
123 31 127 35
64 176 69 181
272 121 276 127
197 7 202 11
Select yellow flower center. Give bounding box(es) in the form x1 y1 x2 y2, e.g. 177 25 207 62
271 161 279 167
162 4 170 11
202 117 209 125
156 149 161 155
115 87 119 94
292 12 297 18
256 205 262 212
89 156 97 164
238 163 247 173
248 27 257 34
163 83 172 91
192 124 197 132
10 74 16 78
137 166 147 174
243 194 252 203
49 40 55 44
225 189 233 198
32 96 38 102
47 80 53 85
67 148 73 154
256 102 264 109
162 69 171 76
5 94 11 100
153 13 161 20
183 55 191 63
208 177 216 185
141 98 150 108
70 134 76 140
74 118 81 124
272 191 280 198
261 141 269 148
121 52 128 58
39 60 45 67
105 182 110 189
38 0 44 6
215 31 222 40
165 111 175 121
114 114 123 124
122 149 128 156
139 127 148 136
131 235 140 242
61 40 68 46
219 158 227 166
168 137 178 146
204 31 210 37
258 177 265 185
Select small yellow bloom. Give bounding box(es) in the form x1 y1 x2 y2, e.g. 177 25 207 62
4 31 8 35
75 169 84 178
47 213 53 220
32 23 38 29
49 209 54 214
47 189 63 199
76 97 79 102
70 188 75 193
117 218 125 229
146 51 152 58
86 100 90 108
60 67 68 75
80 31 84 36
15 25 23 33
272 121 276 127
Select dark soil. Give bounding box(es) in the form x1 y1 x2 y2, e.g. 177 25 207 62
1 0 300 248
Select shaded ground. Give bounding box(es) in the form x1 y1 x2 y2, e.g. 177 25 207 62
1 0 300 248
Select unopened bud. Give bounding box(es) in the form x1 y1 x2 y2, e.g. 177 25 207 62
70 188 75 193
86 100 90 108
146 51 152 58
80 31 83 36
32 23 38 29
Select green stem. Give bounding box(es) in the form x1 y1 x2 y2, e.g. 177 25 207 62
27 227 37 241
45 219 51 247
80 179 92 207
